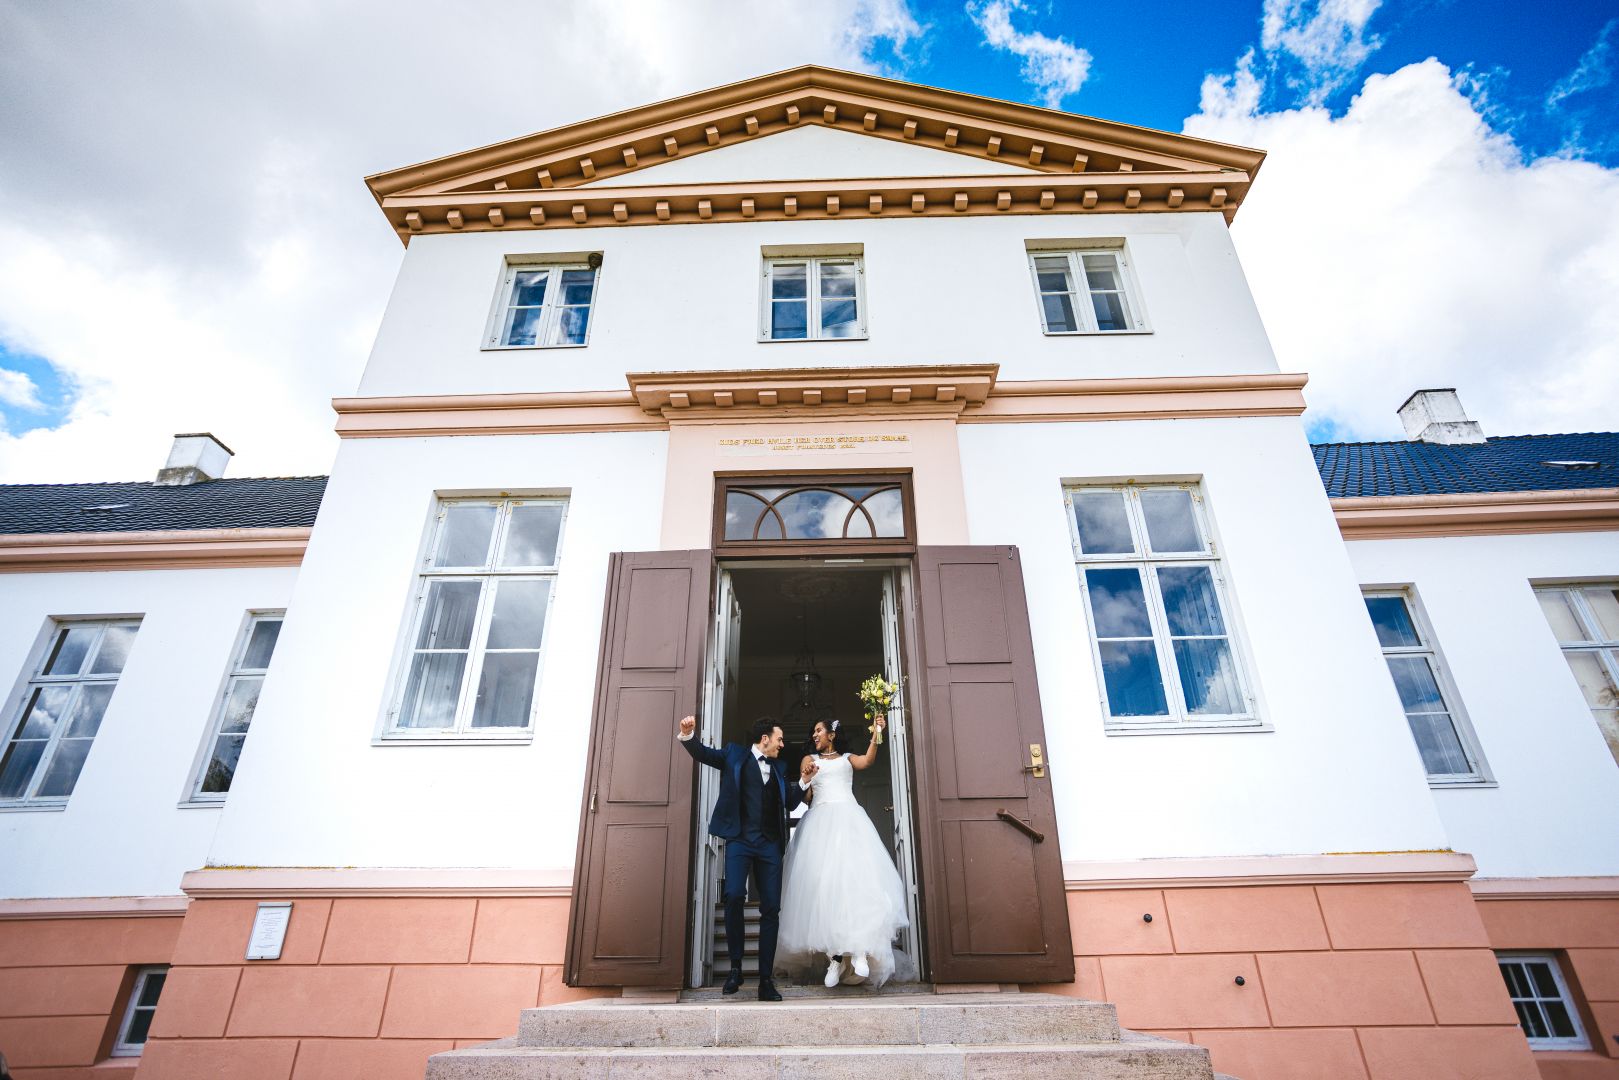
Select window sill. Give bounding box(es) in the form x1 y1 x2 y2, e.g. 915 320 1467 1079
1427 778 1499 790
479 342 589 352
1104 721 1271 736
177 799 226 810
1042 328 1152 337
374 734 535 747
0 802 67 813
756 335 869 344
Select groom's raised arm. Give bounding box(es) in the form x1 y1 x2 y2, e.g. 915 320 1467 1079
676 714 724 769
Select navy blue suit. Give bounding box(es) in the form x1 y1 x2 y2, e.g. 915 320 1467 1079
681 737 806 980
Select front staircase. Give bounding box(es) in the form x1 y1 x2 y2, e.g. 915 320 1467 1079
424 989 1230 1078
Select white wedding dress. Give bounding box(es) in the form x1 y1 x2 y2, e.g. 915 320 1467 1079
776 753 911 987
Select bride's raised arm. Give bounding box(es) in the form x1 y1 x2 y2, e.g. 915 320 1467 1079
848 716 886 771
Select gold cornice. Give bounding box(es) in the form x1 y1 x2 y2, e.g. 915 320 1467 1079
1332 488 1619 540
0 527 311 573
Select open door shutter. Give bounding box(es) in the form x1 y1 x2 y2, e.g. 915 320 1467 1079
913 546 1075 984
566 550 710 987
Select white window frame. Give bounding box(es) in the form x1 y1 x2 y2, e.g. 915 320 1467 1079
1363 588 1493 786
0 618 140 810
1498 952 1589 1051
1534 583 1619 763
1066 483 1260 733
184 611 284 804
481 257 600 350
111 964 168 1057
758 255 868 342
382 497 566 742
1026 246 1149 335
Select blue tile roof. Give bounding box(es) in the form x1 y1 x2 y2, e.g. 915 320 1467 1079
1312 433 1619 499
0 476 327 534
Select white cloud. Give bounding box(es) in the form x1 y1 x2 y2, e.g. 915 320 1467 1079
0 0 922 483
966 0 1091 108
1185 58 1619 440
0 369 42 411
1260 0 1382 105
1547 18 1615 110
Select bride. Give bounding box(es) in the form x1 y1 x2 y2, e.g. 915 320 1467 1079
777 715 911 988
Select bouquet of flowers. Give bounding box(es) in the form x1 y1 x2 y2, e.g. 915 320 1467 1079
857 674 897 745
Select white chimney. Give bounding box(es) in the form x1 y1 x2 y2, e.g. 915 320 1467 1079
155 432 234 486
1397 389 1485 445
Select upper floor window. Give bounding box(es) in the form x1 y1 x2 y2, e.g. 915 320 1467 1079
1363 590 1490 784
1498 953 1588 1050
188 612 283 801
388 498 566 738
485 259 599 348
1535 584 1619 766
1029 248 1144 334
761 255 866 341
1067 484 1254 730
1 619 139 806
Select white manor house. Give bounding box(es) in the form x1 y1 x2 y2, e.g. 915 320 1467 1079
1 67 1616 1080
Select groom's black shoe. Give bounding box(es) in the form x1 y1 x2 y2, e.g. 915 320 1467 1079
721 969 744 996
756 978 783 1002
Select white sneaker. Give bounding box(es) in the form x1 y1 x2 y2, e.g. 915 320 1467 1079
824 956 842 987
851 953 870 978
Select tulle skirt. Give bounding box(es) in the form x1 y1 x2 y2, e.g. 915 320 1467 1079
776 798 912 987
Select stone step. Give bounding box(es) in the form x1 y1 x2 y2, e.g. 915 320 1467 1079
681 981 935 1002
514 993 1121 1049
426 1031 1212 1080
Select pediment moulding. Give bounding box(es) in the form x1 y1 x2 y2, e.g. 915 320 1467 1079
366 66 1264 243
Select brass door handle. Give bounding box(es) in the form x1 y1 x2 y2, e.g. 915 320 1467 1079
1022 743 1046 777
996 809 1045 843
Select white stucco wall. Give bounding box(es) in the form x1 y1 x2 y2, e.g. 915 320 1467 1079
359 209 1276 398
204 430 667 871
0 566 299 898
1345 530 1619 878
957 417 1454 862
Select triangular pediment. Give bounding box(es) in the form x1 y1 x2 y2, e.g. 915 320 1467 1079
365 65 1265 243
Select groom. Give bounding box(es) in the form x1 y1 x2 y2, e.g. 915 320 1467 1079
677 713 815 1001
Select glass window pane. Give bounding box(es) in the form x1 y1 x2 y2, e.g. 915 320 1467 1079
770 263 807 299
1035 256 1072 291
485 580 552 650
1501 962 1528 998
0 740 46 799
432 505 498 568
1173 638 1243 715
771 300 807 339
1141 490 1203 553
137 971 167 1008
861 488 905 537
217 677 263 734
510 270 548 307
1098 640 1169 716
43 627 97 675
124 1007 155 1046
1543 1000 1576 1038
501 504 564 567
502 305 542 347
820 299 859 337
36 737 94 797
397 653 468 729
1081 253 1121 288
1072 492 1135 554
725 491 769 540
241 620 282 670
1581 587 1619 641
1365 596 1421 648
1528 962 1559 999
1386 656 1447 712
415 580 482 650
756 513 784 540
819 263 857 298
1563 652 1618 710
64 683 114 737
1084 568 1154 638
89 625 137 674
1538 590 1589 643
845 510 874 538
559 269 595 305
1090 290 1131 331
774 490 856 539
17 685 72 739
550 305 590 345
1517 1000 1548 1039
1157 566 1227 636
1407 711 1471 775
471 652 539 728
1041 293 1078 332
200 733 244 793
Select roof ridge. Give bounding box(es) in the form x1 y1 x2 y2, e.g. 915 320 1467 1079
0 475 330 489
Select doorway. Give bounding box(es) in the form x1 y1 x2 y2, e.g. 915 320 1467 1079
689 560 924 988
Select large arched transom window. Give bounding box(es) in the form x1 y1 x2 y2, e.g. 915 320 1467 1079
714 474 914 552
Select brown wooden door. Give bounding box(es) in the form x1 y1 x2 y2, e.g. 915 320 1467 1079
566 550 711 988
912 546 1074 983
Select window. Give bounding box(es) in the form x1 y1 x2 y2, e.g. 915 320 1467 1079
1029 248 1143 333
1067 485 1253 729
761 256 866 340
485 260 598 348
0 620 139 806
388 498 565 737
1363 590 1489 783
189 613 283 801
713 474 915 554
112 965 167 1056
1498 954 1588 1050
1535 585 1619 766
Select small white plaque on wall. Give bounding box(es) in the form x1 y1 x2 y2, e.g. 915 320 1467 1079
245 901 293 960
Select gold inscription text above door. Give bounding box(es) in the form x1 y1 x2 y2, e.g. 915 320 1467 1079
717 433 913 457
